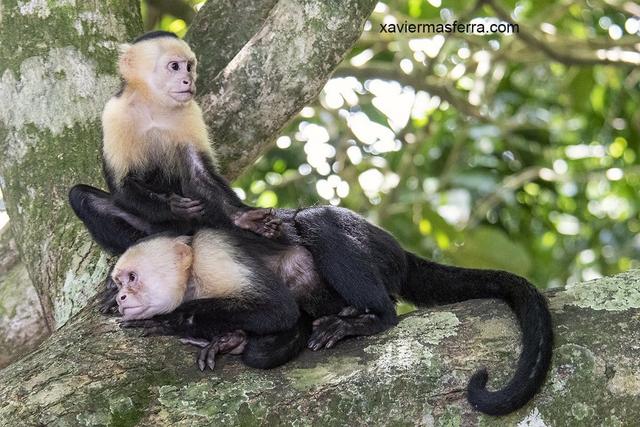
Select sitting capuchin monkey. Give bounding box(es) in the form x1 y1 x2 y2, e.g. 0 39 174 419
69 31 553 416
68 31 281 257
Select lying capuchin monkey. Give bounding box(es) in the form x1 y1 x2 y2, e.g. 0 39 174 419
117 204 553 416
111 230 334 371
69 31 553 416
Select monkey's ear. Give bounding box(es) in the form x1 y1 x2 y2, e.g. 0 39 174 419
117 43 133 78
173 237 193 271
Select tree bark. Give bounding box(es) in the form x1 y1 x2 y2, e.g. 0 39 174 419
1 270 639 425
0 226 48 368
191 0 378 178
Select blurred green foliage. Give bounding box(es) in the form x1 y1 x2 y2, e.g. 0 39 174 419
146 0 640 289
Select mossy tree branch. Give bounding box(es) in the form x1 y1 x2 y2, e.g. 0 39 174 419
191 0 379 179
1 271 639 425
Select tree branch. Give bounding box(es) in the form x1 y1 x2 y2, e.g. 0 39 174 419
192 0 379 179
1 270 639 424
186 0 279 81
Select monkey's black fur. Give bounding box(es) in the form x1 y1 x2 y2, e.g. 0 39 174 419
69 146 262 255
101 203 553 416
133 30 178 44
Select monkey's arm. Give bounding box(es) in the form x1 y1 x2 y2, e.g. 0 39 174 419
178 146 282 237
113 175 204 223
120 295 300 338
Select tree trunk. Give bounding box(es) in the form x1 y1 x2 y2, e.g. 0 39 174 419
0 226 48 368
1 270 639 425
0 0 143 330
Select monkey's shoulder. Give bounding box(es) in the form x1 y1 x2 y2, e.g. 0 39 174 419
190 229 258 299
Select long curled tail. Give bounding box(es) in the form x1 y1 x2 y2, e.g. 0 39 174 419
402 252 553 416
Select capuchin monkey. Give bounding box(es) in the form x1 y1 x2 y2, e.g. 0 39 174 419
111 230 337 370
68 31 280 256
69 31 553 416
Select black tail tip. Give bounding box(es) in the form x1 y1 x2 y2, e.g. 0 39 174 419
468 367 489 395
467 367 521 416
467 368 505 416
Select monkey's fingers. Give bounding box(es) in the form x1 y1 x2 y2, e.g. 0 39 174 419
173 205 205 215
197 342 220 371
99 299 119 316
171 198 203 208
180 337 209 348
237 208 272 221
217 330 248 354
266 218 283 226
264 218 283 235
171 203 205 219
169 193 199 204
308 316 349 351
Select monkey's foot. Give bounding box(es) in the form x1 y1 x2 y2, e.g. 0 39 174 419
169 193 205 220
233 208 282 238
308 315 351 350
180 330 247 370
308 306 379 350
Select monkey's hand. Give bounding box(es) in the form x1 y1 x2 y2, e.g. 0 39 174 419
180 330 247 371
232 208 282 238
169 193 205 220
308 315 351 350
98 276 119 315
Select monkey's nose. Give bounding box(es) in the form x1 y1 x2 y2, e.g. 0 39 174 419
120 295 126 301
182 80 190 86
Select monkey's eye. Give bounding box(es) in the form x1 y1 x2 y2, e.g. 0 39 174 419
169 62 179 71
128 272 137 283
187 63 192 72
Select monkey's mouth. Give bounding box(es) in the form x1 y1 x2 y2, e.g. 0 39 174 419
171 90 195 102
119 305 143 316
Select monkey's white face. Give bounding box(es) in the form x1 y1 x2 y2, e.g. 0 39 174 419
112 236 192 320
118 37 199 108
151 53 198 106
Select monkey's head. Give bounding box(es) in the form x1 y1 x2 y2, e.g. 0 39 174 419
112 235 193 320
118 31 198 107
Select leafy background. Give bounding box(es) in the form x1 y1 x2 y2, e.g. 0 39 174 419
146 0 639 289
